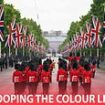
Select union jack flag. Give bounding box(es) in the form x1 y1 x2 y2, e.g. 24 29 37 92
102 13 105 45
15 23 23 48
86 22 92 48
21 26 27 48
91 16 102 48
0 5 4 42
7 18 17 47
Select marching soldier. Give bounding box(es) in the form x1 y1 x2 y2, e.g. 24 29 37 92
37 58 43 82
70 61 79 95
13 63 26 94
57 58 68 94
41 60 51 95
82 62 92 95
0 57 3 71
27 63 39 94
91 61 96 78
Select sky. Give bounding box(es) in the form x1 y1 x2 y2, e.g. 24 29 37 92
4 0 93 33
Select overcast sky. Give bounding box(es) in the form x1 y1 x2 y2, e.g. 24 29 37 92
4 0 93 32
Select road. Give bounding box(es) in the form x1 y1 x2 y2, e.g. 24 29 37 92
0 57 105 95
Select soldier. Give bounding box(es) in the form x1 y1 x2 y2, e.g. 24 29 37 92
70 61 79 95
27 63 39 94
78 60 84 85
37 58 43 82
91 61 96 78
82 62 92 95
96 57 100 69
9 55 14 67
41 60 51 95
3 55 8 69
0 57 3 72
13 63 26 94
57 58 68 94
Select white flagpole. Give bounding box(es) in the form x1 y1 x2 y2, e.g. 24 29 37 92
23 47 25 56
15 48 17 56
97 48 99 57
90 49 92 56
29 48 31 60
0 42 1 58
9 46 11 57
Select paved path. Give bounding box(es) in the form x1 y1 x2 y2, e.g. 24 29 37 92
0 57 105 95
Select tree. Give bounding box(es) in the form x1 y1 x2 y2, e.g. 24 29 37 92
0 0 3 4
59 0 105 52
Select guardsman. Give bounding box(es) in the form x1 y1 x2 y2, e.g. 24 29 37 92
27 63 39 94
76 52 81 63
78 61 84 85
37 58 43 82
70 61 79 95
68 52 73 61
13 63 26 94
91 62 96 78
57 58 68 94
41 60 51 95
82 62 92 95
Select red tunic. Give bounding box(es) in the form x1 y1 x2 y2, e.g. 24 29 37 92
50 63 55 71
41 70 51 83
13 70 25 83
76 56 80 62
27 71 39 82
78 65 84 77
37 64 43 74
82 70 92 83
91 65 96 72
57 68 68 81
68 56 73 61
70 69 80 82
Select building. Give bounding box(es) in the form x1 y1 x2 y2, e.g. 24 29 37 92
43 30 67 53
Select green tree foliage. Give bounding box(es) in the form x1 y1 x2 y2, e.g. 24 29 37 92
4 3 48 48
4 4 21 35
0 0 3 4
91 0 105 21
59 0 105 51
21 18 49 48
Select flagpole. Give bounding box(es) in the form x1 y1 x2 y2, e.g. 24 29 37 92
9 46 11 57
97 48 99 57
103 3 105 57
15 48 17 56
29 48 31 60
0 42 1 58
23 47 25 56
90 48 92 57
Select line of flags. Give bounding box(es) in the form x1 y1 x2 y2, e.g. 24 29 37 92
0 4 4 42
62 15 105 54
0 5 45 54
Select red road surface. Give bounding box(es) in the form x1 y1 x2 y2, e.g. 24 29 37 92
0 57 105 105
